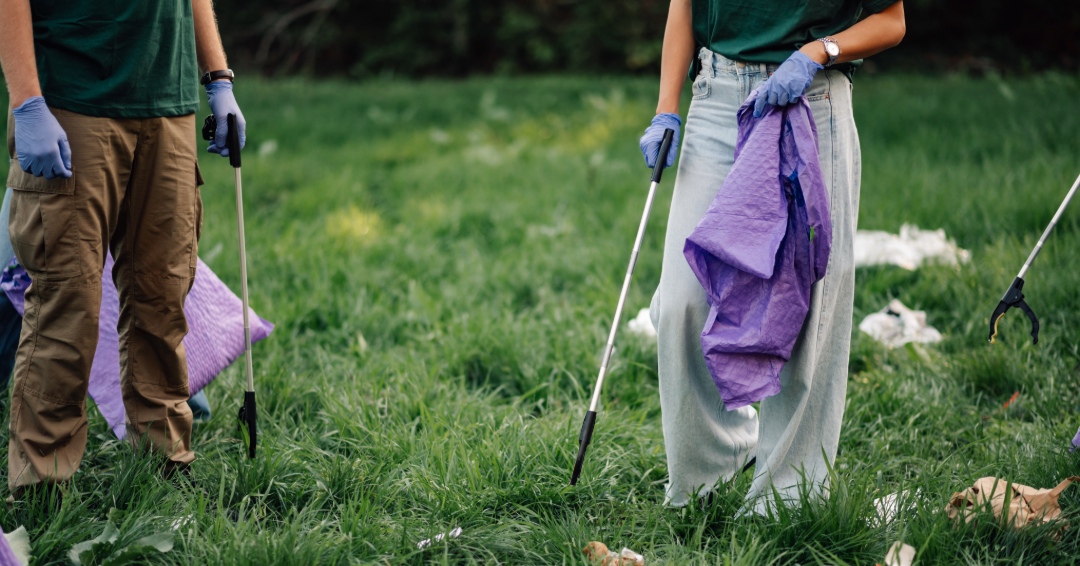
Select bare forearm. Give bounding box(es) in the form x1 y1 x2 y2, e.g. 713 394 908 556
800 1 905 65
0 0 41 107
192 0 228 73
656 0 695 115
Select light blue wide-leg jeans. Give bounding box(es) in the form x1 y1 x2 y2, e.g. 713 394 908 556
651 48 861 512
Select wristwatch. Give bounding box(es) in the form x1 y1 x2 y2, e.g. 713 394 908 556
200 69 234 85
817 37 841 67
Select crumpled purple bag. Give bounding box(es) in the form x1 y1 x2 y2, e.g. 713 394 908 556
1 254 273 438
683 89 831 410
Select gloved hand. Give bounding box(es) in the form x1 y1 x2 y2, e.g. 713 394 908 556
639 113 681 169
205 81 246 157
752 51 823 118
12 97 72 179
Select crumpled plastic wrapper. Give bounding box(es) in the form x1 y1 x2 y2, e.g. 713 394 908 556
855 224 970 270
877 541 914 566
871 490 922 527
627 308 657 339
859 299 942 348
417 527 462 550
583 542 644 566
946 476 1080 535
2 525 29 566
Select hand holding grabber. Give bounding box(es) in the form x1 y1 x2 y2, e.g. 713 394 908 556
202 113 257 458
570 129 675 486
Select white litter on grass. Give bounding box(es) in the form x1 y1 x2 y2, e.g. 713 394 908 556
584 542 645 566
618 547 645 566
627 308 657 339
855 224 970 270
871 489 922 527
170 515 195 531
882 542 916 566
258 139 278 158
417 527 462 550
5 526 30 565
859 300 942 348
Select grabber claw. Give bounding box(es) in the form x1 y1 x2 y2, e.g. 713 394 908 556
988 277 1039 344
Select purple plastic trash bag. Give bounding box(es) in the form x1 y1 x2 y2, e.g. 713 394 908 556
1 254 273 438
683 89 831 411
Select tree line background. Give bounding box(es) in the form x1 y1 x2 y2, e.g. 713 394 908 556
214 0 1079 78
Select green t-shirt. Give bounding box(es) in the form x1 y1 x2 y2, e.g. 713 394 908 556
30 0 199 118
691 0 898 73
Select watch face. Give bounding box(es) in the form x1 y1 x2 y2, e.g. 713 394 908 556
825 42 840 57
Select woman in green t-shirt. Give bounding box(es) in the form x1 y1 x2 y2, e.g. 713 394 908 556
640 0 905 513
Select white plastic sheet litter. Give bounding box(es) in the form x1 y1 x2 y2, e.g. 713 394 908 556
859 300 942 348
627 308 657 339
882 542 915 566
417 527 462 550
855 224 970 270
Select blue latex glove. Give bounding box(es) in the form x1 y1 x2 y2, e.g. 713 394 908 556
752 51 824 118
639 113 681 169
12 97 72 179
205 81 246 157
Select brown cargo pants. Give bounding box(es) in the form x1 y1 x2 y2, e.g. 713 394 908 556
5 107 202 491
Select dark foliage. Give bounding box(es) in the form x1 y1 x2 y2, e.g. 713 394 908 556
213 0 1077 77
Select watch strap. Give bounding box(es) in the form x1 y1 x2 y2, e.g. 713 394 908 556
200 69 234 85
817 37 841 67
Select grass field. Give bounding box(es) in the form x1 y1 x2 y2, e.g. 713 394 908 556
2 71 1080 565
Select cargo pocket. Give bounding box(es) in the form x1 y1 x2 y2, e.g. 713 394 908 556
191 164 204 270
7 168 81 280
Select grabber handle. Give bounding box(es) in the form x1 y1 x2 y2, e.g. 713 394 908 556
226 114 242 168
650 129 676 183
201 115 216 142
199 113 243 168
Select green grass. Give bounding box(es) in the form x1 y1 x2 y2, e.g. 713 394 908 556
2 71 1080 565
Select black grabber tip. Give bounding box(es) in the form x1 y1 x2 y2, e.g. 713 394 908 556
239 391 256 459
570 410 596 486
989 277 1039 345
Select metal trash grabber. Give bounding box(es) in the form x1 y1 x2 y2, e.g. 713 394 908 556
989 172 1080 345
201 113 257 458
570 129 674 486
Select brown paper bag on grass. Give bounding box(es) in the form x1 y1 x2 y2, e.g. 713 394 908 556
583 542 645 566
946 476 1080 535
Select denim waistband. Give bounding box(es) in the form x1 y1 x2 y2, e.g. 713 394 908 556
697 47 781 78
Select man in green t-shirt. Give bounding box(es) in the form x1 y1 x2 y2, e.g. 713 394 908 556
0 0 245 497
